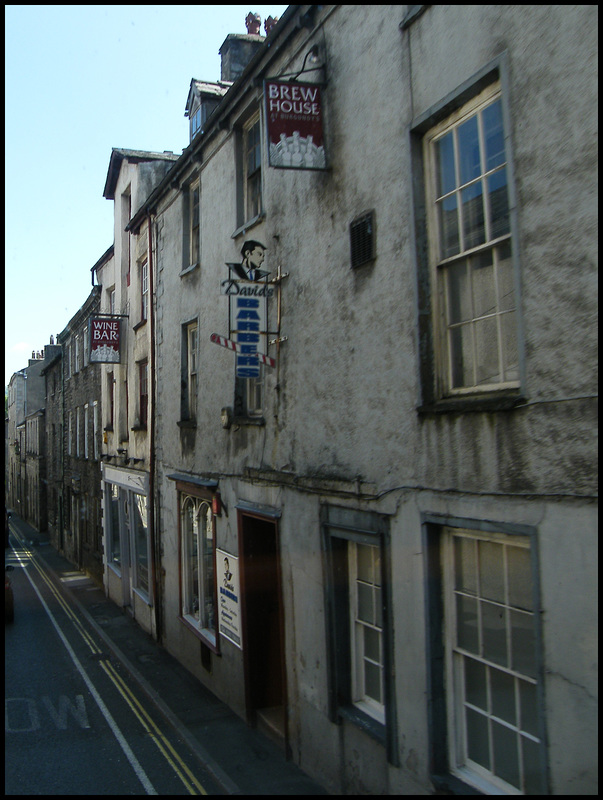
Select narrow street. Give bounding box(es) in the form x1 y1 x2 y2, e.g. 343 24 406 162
5 533 225 795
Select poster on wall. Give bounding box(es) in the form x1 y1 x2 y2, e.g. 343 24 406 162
216 549 242 649
264 79 326 169
89 317 121 363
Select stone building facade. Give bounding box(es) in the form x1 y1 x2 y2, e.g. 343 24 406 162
85 5 598 795
96 149 178 634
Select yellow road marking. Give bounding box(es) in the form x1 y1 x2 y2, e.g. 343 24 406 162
10 528 208 796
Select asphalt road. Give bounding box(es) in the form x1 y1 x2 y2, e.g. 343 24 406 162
5 538 225 795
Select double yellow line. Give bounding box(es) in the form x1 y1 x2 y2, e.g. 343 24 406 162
11 531 207 796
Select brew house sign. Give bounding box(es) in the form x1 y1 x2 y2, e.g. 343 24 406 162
264 79 326 170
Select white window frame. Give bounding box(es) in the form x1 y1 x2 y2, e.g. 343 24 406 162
93 401 99 460
424 82 519 397
189 179 200 268
187 322 198 421
442 526 546 795
244 113 263 222
84 403 89 459
140 259 149 321
349 541 386 725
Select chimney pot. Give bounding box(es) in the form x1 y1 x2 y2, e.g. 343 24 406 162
245 12 261 35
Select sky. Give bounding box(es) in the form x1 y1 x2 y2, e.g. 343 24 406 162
4 4 288 389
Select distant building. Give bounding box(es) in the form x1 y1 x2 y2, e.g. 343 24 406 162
7 351 49 519
49 286 104 581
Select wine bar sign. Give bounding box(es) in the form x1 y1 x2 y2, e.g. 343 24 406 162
89 317 121 363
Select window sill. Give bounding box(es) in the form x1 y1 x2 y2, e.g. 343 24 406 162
338 704 386 747
177 419 197 429
131 424 148 432
418 392 526 416
232 415 265 427
430 774 483 795
133 319 147 332
179 263 199 278
178 615 220 654
231 212 265 240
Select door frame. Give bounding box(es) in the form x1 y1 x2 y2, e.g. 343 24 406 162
237 508 288 745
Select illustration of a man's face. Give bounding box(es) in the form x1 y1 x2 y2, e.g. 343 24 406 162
244 244 265 269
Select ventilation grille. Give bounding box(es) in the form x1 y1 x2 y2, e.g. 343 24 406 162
350 211 375 269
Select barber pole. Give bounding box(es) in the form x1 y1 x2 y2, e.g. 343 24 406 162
210 333 275 367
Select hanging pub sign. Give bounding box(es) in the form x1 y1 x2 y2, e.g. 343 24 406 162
264 79 326 169
89 317 121 363
212 240 276 377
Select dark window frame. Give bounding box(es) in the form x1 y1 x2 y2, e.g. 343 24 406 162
321 504 399 766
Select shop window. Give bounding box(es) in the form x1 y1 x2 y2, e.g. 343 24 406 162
179 491 217 650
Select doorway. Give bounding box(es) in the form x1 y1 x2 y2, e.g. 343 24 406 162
239 512 286 744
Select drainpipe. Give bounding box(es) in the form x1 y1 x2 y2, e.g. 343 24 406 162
147 213 161 643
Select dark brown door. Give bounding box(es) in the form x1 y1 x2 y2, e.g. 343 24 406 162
239 513 286 733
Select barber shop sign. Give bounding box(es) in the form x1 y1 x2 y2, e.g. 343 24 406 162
211 240 276 378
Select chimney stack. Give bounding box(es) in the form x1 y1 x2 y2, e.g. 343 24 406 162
219 12 266 82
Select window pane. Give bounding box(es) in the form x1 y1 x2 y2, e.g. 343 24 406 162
473 316 499 385
357 543 373 583
450 324 474 388
133 494 149 595
470 251 496 319
364 660 382 704
490 667 516 725
500 311 519 383
464 656 487 710
466 707 490 769
510 609 537 678
109 484 120 567
496 241 515 312
364 625 381 662
357 582 374 624
461 182 486 249
457 594 479 653
507 546 533 611
454 535 477 594
478 540 505 603
519 679 538 737
435 131 456 196
457 115 481 185
481 600 507 666
199 504 215 632
488 168 510 238
448 261 472 324
522 736 543 794
492 720 520 788
483 99 505 171
437 195 460 259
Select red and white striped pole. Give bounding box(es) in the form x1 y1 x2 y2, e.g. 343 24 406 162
210 333 275 367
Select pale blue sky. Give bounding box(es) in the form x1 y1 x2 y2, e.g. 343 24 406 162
5 4 288 387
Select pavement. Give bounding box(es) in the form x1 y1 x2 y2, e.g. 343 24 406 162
6 512 329 796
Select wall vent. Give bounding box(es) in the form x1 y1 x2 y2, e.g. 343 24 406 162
350 211 375 268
